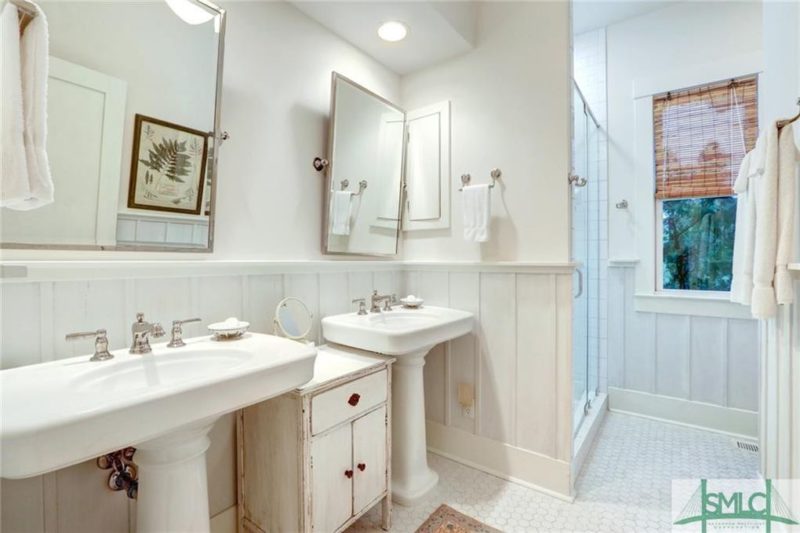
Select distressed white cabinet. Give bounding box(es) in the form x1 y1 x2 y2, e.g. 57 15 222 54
238 346 393 533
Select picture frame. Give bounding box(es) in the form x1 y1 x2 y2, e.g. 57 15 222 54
128 114 209 215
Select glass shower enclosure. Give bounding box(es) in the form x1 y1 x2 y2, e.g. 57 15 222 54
571 83 600 439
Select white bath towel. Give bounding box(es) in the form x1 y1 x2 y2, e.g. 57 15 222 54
18 1 53 210
729 132 766 305
0 1 30 207
751 122 780 318
774 124 798 305
462 184 491 242
330 190 353 236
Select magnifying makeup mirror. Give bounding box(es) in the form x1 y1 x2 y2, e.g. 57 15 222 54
273 297 314 342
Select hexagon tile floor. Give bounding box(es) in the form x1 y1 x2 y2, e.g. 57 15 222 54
348 411 760 532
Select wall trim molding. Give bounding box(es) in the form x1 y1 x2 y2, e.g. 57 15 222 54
426 421 574 501
0 260 577 282
210 505 237 533
608 387 758 438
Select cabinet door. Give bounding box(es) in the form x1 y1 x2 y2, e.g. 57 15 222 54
352 406 387 515
311 424 352 532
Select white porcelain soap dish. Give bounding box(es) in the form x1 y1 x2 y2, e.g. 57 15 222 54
400 295 424 308
208 317 250 340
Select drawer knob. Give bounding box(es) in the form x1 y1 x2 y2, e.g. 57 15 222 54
357 463 366 472
348 393 361 406
344 469 353 479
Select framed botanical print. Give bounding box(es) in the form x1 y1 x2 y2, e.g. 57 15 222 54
128 114 209 215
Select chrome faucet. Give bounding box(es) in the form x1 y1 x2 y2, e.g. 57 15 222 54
370 290 397 313
130 313 165 354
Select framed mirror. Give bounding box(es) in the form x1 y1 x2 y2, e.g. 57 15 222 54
323 73 406 256
0 0 226 252
273 297 314 342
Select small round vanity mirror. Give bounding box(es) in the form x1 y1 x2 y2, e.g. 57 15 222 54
273 297 314 341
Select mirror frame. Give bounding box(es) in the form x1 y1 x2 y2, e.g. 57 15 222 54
0 0 227 253
273 297 314 341
322 72 407 257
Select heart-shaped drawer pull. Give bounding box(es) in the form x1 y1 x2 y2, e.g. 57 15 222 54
348 393 361 406
357 463 366 472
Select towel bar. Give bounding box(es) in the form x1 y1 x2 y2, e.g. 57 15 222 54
458 169 501 191
339 179 367 196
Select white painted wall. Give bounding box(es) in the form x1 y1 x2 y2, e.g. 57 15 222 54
213 1 400 260
606 1 762 262
399 1 572 263
603 2 762 429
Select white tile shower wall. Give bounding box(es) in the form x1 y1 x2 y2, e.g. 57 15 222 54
606 266 759 423
573 29 609 393
0 265 402 533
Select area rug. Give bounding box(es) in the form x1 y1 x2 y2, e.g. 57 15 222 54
415 504 502 533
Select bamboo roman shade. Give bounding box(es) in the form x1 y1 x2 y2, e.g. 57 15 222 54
653 76 758 200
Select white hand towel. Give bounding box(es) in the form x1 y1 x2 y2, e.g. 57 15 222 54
18 1 53 210
331 190 353 236
0 2 31 208
774 124 798 304
462 184 491 242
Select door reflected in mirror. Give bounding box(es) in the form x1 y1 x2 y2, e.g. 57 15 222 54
0 0 224 252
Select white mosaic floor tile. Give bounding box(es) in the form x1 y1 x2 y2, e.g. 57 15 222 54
348 412 760 533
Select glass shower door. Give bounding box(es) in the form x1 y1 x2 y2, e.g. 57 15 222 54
571 86 589 437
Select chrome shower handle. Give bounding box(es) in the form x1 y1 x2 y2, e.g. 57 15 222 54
574 269 584 299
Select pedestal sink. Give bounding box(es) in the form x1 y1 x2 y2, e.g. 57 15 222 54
0 333 316 533
322 306 473 505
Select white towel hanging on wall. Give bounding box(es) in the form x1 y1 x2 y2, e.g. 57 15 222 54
462 184 491 242
0 0 54 211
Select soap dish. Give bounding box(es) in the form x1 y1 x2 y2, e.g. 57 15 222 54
400 296 424 309
208 318 250 340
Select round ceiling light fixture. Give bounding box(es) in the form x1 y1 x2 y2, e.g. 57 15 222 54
377 21 408 42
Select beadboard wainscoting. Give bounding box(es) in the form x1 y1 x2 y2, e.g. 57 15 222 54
0 261 576 532
404 266 575 498
606 265 759 437
0 262 401 533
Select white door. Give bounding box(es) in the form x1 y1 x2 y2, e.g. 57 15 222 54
311 424 352 532
352 406 387 515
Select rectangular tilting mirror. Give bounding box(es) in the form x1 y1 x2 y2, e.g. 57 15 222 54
0 0 225 252
323 73 406 256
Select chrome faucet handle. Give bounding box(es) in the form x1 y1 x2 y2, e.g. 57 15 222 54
383 296 394 312
66 329 113 362
352 298 367 316
167 318 202 348
151 322 166 338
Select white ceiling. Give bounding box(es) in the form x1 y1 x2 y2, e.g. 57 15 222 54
290 1 478 75
572 0 675 34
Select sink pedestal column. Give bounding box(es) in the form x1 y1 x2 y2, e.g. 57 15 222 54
135 419 218 533
391 346 439 506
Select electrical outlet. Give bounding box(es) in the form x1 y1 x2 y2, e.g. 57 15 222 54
462 404 475 419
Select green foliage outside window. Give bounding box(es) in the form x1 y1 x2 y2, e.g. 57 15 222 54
662 197 737 291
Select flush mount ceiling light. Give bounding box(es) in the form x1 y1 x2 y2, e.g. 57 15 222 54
165 0 215 25
378 21 408 42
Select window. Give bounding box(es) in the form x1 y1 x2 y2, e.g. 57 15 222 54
653 76 758 292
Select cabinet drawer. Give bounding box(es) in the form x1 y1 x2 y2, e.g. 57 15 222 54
311 370 387 435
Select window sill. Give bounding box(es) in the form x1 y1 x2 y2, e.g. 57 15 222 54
634 292 754 319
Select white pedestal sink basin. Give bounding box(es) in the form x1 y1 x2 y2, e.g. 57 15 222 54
322 306 473 505
0 333 316 533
